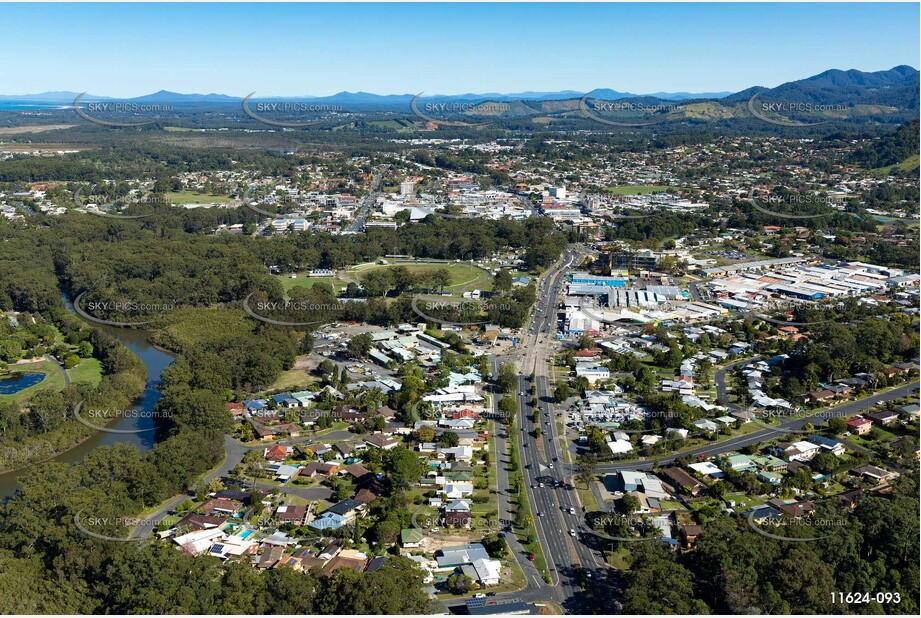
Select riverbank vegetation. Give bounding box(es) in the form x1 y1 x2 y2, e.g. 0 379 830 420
0 211 564 613
0 312 146 471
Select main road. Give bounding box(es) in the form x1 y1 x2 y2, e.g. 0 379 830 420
492 244 617 613
347 164 387 233
589 365 919 475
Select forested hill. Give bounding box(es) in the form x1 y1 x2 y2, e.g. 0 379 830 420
851 119 920 169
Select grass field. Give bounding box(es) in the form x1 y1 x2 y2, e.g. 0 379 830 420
265 365 317 392
277 261 497 298
277 275 347 294
351 261 492 292
602 185 678 195
165 190 233 205
871 154 920 176
68 358 103 387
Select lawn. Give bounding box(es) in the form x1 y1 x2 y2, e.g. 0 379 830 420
264 362 317 392
575 481 600 514
601 185 678 195
607 547 631 570
506 435 551 583
164 190 233 205
722 493 767 514
69 358 103 387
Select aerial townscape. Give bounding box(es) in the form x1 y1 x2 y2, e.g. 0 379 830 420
0 2 918 617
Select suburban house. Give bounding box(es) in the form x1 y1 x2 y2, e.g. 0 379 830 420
199 498 243 516
808 434 846 456
723 454 757 472
175 513 228 533
693 419 718 434
274 504 309 526
751 454 788 472
444 499 472 527
174 528 227 555
461 558 503 587
659 467 705 496
401 528 425 549
801 389 836 404
309 499 363 530
257 545 285 569
264 445 293 461
846 415 873 435
365 434 400 450
866 410 899 426
323 550 368 576
767 498 816 518
443 482 474 500
679 524 704 549
435 543 490 570
781 440 821 462
267 463 301 481
850 464 898 484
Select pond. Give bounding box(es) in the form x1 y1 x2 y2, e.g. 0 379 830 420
0 371 46 395
0 320 174 499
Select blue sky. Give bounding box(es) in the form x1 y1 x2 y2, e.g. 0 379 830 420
2 2 918 96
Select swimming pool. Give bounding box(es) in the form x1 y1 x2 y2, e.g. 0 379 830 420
237 529 254 539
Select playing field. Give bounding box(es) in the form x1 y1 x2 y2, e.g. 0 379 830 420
350 261 492 291
165 191 233 205
276 260 494 297
278 275 348 293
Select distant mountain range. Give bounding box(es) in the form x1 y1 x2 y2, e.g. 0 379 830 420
0 87 733 104
725 65 919 107
1 65 916 114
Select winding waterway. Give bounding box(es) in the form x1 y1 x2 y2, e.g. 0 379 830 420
0 322 174 498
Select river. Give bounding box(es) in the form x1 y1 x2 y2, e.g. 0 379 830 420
0 325 174 498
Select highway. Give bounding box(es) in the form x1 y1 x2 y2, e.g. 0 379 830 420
478 242 919 614
347 164 387 233
492 244 616 612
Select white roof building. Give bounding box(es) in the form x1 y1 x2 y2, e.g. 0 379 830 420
607 439 634 455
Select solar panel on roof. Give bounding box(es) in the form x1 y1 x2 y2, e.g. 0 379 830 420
210 544 225 554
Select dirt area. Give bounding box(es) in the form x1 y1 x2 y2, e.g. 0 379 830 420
0 143 93 153
412 531 480 554
0 124 76 135
292 355 313 371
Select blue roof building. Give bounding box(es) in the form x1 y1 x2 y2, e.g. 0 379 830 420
570 272 626 287
309 512 345 530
